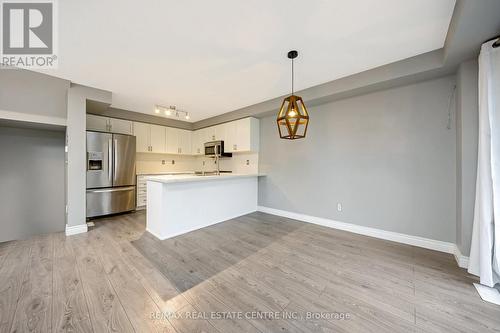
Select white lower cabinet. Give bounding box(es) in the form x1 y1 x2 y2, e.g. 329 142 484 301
136 175 148 209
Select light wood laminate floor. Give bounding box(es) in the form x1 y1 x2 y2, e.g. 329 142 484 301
0 211 499 332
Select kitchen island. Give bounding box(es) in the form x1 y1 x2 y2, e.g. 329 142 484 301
145 173 263 240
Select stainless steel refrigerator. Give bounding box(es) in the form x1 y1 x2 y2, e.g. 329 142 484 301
86 131 136 218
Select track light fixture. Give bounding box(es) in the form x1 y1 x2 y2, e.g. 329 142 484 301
155 105 190 121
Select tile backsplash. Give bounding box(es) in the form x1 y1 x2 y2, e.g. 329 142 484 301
136 153 198 174
198 152 259 174
136 152 259 175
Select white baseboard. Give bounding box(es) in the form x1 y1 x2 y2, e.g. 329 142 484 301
453 245 470 269
257 206 469 267
65 223 88 236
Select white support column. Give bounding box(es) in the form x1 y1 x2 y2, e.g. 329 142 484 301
66 84 111 236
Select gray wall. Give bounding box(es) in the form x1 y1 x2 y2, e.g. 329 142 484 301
0 126 66 242
259 76 457 243
456 59 479 256
0 69 70 118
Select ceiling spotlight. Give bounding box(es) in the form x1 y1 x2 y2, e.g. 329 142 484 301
185 114 190 120
155 107 160 114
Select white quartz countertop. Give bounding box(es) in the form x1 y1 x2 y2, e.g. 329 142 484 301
146 173 265 184
136 171 195 176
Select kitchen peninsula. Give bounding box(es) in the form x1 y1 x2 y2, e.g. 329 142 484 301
146 173 263 239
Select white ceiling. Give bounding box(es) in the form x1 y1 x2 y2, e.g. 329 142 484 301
39 0 455 122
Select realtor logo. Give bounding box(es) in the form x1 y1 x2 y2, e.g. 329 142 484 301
1 0 57 68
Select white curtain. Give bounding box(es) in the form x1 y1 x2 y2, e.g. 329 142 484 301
468 39 500 287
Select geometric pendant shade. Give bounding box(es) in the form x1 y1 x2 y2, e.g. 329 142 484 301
277 50 309 139
277 94 309 139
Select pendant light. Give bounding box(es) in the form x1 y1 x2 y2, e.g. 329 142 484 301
277 50 309 139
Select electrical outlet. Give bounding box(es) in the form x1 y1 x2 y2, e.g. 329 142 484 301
161 160 165 165
202 161 205 166
246 160 250 166
171 160 175 165
337 203 342 212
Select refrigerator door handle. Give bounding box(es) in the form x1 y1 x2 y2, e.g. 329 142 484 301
87 186 136 193
108 138 113 183
114 138 118 183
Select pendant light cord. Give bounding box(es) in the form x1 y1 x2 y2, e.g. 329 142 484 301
291 58 294 95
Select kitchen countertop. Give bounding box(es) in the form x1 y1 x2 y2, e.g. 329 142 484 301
145 173 265 184
136 171 195 176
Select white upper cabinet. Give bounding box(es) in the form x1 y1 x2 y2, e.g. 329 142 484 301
205 126 216 142
214 123 227 142
150 125 166 153
86 114 133 135
179 129 192 155
224 121 237 152
191 117 259 154
133 122 166 153
105 116 259 155
202 123 228 142
236 117 259 152
191 130 203 155
86 114 109 132
167 127 192 155
225 117 259 152
133 122 150 153
166 127 179 154
108 118 133 135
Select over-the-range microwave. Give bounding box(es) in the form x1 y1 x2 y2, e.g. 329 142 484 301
204 140 232 157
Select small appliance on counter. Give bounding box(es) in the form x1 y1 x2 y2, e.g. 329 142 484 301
86 131 136 218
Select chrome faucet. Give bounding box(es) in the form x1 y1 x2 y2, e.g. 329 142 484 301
214 145 220 175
